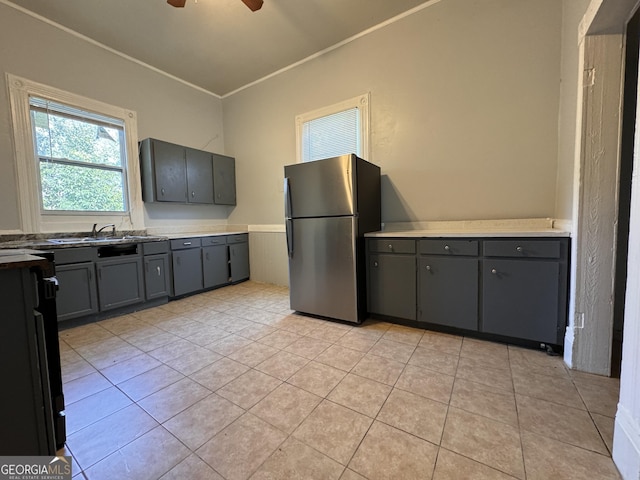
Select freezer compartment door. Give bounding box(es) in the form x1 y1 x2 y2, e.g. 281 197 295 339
284 155 355 218
288 216 359 323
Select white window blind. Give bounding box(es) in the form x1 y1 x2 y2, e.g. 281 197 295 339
301 107 360 162
296 93 370 164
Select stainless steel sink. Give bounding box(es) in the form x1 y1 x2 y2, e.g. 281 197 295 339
47 235 157 245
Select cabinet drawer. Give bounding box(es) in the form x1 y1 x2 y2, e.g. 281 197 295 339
419 239 478 256
170 238 202 250
226 234 248 244
54 247 97 265
201 236 227 246
143 240 169 255
483 240 561 259
368 239 416 254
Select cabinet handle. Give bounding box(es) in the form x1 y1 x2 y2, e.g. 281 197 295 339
425 265 431 271
491 268 497 274
191 191 195 198
157 266 161 276
387 244 393 250
183 242 192 246
444 245 450 251
373 261 379 267
516 246 523 252
161 188 165 196
206 252 210 261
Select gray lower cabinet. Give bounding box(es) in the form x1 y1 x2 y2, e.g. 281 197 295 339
229 239 250 283
55 247 99 322
481 238 569 345
96 256 145 311
144 254 171 300
368 253 416 321
367 236 570 346
419 256 478 330
203 245 229 288
172 240 204 297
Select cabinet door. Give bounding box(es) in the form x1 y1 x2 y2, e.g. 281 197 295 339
96 257 145 311
482 259 560 343
368 254 416 320
172 248 203 296
229 242 249 282
56 262 98 321
144 253 170 300
203 245 229 288
212 153 236 205
153 140 186 202
186 148 214 204
419 256 478 330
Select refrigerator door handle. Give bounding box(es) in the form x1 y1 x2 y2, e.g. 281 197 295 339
286 218 294 258
284 176 292 220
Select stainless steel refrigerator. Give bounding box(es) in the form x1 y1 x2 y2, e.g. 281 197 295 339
284 154 381 323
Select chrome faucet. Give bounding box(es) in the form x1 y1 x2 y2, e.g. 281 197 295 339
92 223 116 237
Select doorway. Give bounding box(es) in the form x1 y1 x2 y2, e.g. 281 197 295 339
611 5 639 377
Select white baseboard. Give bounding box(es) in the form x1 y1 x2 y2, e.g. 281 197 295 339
613 404 640 479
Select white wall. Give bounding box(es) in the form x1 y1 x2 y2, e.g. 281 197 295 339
223 0 563 227
0 2 229 234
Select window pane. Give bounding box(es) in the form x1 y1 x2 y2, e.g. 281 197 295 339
32 110 123 167
302 107 360 162
40 161 126 212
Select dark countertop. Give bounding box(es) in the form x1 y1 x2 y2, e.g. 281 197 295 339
0 249 49 270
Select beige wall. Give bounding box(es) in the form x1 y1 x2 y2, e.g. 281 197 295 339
0 2 228 233
556 0 592 222
223 0 563 226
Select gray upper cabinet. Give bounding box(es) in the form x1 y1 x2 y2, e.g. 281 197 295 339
140 138 234 205
212 153 236 205
151 140 187 202
186 148 214 204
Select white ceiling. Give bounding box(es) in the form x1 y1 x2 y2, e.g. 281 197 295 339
8 0 431 96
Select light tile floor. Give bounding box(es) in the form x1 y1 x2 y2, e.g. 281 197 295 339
57 281 622 480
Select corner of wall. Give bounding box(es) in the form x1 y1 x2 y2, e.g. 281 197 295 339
613 405 640 479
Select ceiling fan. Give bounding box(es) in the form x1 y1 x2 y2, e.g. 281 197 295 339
167 0 263 11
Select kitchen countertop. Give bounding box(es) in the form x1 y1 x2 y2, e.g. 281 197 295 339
365 218 571 238
365 228 570 238
0 231 249 250
0 248 49 270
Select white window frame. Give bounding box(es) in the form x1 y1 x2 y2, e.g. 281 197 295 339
295 93 370 164
7 73 144 233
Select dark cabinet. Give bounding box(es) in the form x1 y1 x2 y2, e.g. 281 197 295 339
172 238 204 297
96 256 145 311
213 153 237 205
203 245 229 288
366 236 570 347
186 148 214 204
143 241 171 301
482 239 568 345
151 140 187 202
144 254 170 300
419 256 478 330
229 237 250 283
367 239 416 320
418 239 479 330
1 265 56 455
55 247 99 322
140 138 235 205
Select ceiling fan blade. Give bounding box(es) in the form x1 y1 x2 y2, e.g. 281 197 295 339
167 0 186 7
241 0 263 11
